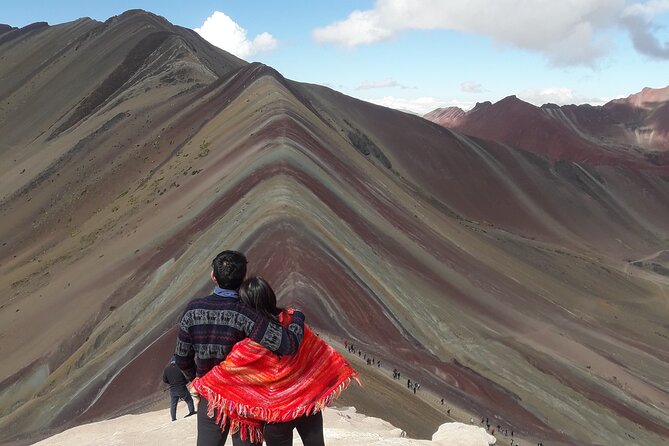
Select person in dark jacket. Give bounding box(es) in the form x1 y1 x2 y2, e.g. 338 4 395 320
162 355 195 421
175 250 306 446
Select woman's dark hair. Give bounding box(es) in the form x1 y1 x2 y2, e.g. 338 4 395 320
212 250 247 289
239 276 283 320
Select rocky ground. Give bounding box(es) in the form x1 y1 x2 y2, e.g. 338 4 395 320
32 406 496 446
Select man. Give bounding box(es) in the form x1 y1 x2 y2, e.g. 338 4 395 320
162 355 196 421
175 250 305 446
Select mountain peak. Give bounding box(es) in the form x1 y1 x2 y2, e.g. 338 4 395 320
423 107 466 127
614 84 669 108
424 106 464 119
103 9 172 29
0 24 17 34
496 94 533 109
0 21 49 46
470 101 492 113
499 94 519 101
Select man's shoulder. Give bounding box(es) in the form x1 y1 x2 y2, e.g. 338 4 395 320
183 294 210 308
183 294 244 311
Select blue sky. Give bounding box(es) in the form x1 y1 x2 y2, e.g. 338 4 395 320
3 1 669 114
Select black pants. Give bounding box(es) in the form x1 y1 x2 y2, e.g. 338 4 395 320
170 389 195 421
197 398 261 446
264 411 325 446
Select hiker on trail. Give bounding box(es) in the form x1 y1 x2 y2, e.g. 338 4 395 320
162 355 195 421
407 378 412 388
193 276 359 446
174 251 306 446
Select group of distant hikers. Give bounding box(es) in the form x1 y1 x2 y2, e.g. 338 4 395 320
344 341 382 368
161 250 358 446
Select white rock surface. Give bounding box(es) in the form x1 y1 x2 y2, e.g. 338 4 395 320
33 406 496 445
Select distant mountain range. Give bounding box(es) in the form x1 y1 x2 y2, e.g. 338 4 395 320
1 11 668 446
424 86 669 166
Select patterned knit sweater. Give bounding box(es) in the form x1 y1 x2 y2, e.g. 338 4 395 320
175 291 305 379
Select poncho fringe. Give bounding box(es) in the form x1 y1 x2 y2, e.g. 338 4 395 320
198 376 357 442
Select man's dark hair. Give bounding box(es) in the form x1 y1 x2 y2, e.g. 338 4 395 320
212 250 247 290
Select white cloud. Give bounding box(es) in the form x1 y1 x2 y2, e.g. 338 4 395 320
363 96 474 115
312 10 394 46
623 0 669 18
518 87 611 106
621 1 669 58
312 0 669 65
356 79 401 89
461 81 483 93
195 11 278 59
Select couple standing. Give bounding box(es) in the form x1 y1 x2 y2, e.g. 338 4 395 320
173 250 357 446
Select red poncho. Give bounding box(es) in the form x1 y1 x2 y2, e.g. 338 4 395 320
192 310 359 443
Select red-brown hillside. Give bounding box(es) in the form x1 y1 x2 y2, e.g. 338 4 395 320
426 87 669 167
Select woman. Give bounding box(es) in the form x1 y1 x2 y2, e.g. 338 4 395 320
192 276 359 445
